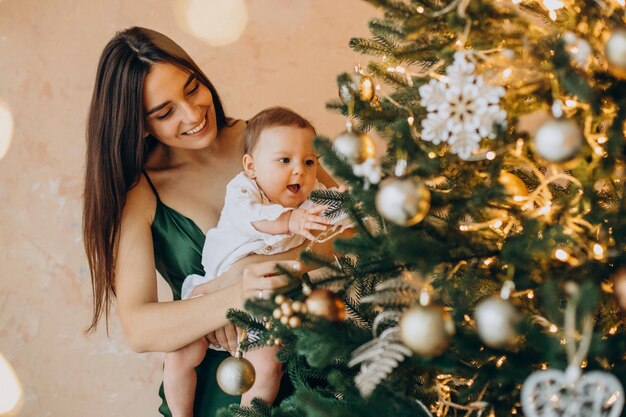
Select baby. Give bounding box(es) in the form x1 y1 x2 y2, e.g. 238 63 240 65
163 107 333 417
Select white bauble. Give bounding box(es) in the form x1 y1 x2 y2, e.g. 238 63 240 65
533 119 583 162
606 29 626 70
333 129 376 164
399 305 455 356
563 32 592 68
475 297 519 348
375 178 431 226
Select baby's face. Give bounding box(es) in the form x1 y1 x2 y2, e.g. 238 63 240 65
248 125 318 208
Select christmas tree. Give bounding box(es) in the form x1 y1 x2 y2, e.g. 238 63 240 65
222 1 626 416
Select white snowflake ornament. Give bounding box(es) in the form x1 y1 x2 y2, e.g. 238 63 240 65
419 51 506 160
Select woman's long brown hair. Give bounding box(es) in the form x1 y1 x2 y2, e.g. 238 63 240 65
83 27 228 333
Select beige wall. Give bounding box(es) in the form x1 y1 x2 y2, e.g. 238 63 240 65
0 1 378 416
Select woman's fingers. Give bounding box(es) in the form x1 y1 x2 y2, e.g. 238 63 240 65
224 324 239 354
214 327 229 351
206 331 220 347
247 260 301 277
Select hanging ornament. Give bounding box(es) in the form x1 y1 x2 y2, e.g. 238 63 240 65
338 66 375 104
333 120 376 165
399 290 455 356
605 28 626 78
272 294 305 328
611 267 626 314
375 177 431 226
563 32 592 69
305 289 346 322
521 282 625 417
533 118 583 163
418 51 507 160
475 281 520 349
499 172 529 204
353 157 382 189
216 351 256 395
521 367 625 417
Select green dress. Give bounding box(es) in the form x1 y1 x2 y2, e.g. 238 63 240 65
142 172 292 417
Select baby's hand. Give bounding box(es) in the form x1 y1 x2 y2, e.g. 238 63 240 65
288 206 332 241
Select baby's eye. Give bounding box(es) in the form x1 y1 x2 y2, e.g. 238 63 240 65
279 157 290 164
305 159 316 166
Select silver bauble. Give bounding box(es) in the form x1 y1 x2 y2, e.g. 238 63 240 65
533 118 583 162
475 297 520 348
333 129 376 164
563 32 592 69
606 29 626 74
216 355 256 395
375 178 431 226
399 305 455 356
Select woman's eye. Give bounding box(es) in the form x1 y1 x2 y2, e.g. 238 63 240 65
186 82 199 96
279 158 290 164
305 159 316 166
157 109 172 120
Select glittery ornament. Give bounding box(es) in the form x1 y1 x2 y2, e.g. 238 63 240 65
216 352 256 395
399 305 455 356
375 178 431 226
333 122 376 164
305 289 346 321
533 118 583 162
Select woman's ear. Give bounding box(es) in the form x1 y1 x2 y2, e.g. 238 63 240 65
243 154 256 178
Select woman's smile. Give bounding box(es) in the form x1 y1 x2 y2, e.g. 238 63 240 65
182 114 208 136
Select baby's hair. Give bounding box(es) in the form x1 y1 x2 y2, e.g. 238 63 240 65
243 106 316 155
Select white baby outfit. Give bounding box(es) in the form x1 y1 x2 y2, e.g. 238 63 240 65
181 172 324 300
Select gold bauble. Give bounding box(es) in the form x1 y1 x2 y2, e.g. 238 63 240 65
338 70 375 104
216 355 256 395
333 128 376 164
611 267 626 314
499 172 528 202
375 178 431 226
288 316 302 328
606 28 626 79
305 289 346 322
399 305 455 356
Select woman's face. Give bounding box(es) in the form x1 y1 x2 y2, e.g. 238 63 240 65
142 62 218 149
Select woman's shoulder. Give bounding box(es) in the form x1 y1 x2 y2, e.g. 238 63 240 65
124 173 158 226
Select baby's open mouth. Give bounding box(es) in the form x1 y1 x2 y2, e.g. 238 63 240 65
287 184 301 193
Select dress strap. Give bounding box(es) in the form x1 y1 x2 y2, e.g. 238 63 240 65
142 170 161 201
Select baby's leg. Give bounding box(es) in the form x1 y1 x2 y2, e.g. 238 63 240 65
163 337 209 417
240 346 283 406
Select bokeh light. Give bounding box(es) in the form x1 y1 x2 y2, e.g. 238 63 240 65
172 0 249 47
0 100 14 160
0 353 23 415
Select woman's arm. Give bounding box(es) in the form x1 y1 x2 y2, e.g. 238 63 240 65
114 179 289 353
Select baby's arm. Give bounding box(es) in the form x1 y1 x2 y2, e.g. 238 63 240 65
252 205 331 241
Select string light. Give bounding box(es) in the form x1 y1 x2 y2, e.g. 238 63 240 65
486 151 496 160
593 243 605 260
407 116 415 126
554 249 570 262
549 324 559 333
417 6 425 13
503 68 513 78
527 291 534 299
597 136 608 144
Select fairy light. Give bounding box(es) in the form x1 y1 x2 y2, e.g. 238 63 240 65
483 258 494 266
417 6 425 13
554 249 570 262
387 67 396 73
540 363 548 370
0 353 23 415
428 152 437 159
492 219 504 229
460 224 469 232
549 324 559 333
407 116 415 126
503 68 513 78
593 243 605 260
395 66 406 73
496 356 507 367
513 195 525 202
486 151 496 160
581 360 588 368
560 338 567 345
455 40 463 47
597 136 608 144
609 325 618 335
375 84 382 91
527 291 534 299
539 201 553 215
565 99 577 108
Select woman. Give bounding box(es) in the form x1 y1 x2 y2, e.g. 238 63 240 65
83 27 336 416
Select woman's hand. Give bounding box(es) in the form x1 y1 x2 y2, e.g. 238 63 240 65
206 323 239 354
241 260 301 301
